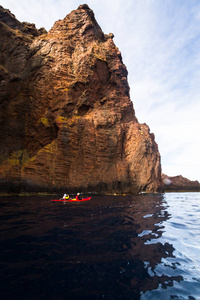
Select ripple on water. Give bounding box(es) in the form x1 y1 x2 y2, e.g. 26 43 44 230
138 230 152 237
143 213 154 218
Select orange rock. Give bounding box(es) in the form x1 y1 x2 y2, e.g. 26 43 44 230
0 5 161 194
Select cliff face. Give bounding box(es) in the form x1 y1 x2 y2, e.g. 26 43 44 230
0 4 161 194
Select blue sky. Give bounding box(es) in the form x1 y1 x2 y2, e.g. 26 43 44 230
1 0 200 182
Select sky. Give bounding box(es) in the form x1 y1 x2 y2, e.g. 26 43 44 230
1 0 200 182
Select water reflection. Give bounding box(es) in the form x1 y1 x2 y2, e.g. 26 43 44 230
113 194 183 298
0 193 196 300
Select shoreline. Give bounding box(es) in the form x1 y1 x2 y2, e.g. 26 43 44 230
1 190 200 197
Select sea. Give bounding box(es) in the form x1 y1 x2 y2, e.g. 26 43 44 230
0 192 200 300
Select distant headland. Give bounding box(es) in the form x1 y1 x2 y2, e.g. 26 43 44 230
160 174 200 192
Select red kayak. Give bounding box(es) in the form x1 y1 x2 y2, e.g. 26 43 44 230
51 197 91 202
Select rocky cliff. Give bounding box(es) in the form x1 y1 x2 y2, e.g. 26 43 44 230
0 4 161 194
161 174 200 192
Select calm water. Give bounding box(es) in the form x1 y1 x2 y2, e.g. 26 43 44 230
0 193 200 300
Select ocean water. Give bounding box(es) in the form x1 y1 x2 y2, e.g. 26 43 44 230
0 192 199 300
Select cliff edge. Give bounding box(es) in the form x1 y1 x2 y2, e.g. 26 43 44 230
0 4 161 194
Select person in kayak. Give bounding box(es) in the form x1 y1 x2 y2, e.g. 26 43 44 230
63 194 69 200
76 193 82 200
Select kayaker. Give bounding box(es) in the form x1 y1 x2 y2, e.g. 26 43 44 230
63 194 69 200
76 193 81 200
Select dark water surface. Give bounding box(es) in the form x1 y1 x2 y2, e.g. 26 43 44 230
0 193 200 299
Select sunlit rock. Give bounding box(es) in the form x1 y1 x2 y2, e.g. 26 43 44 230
0 5 161 194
